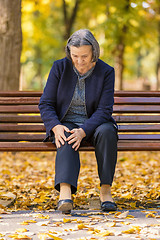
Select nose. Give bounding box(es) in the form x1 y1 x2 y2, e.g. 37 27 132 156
77 57 83 65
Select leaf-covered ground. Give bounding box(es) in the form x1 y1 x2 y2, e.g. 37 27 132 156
0 151 159 211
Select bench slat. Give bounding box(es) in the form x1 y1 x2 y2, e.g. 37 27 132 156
114 105 160 113
1 134 160 141
0 106 39 113
1 114 160 123
0 91 160 97
114 97 160 105
118 124 160 131
0 97 40 105
0 124 45 132
118 134 160 140
114 115 160 123
1 105 160 113
0 141 160 151
1 124 160 132
0 115 42 123
1 96 160 105
0 134 45 141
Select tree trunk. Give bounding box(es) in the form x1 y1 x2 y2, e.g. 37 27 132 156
156 4 160 90
114 43 125 90
0 0 22 90
62 0 80 41
112 0 129 90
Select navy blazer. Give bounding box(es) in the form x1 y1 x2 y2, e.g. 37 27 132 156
39 57 117 140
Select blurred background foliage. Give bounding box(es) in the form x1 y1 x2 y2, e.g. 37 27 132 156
20 0 160 90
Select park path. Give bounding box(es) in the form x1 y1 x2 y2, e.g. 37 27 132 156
0 209 160 240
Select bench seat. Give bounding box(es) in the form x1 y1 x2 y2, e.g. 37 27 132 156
1 91 160 151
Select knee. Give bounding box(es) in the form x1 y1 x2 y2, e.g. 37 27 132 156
94 123 117 141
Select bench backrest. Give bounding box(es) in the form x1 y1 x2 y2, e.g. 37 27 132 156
0 91 160 151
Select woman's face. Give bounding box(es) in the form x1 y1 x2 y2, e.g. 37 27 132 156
70 45 95 75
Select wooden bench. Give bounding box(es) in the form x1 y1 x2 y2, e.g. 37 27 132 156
1 91 160 152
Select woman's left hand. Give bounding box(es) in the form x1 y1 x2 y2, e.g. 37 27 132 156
67 128 86 151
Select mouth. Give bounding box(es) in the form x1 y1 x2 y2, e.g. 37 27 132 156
77 64 85 67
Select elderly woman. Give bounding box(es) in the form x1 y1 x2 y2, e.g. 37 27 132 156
39 29 118 214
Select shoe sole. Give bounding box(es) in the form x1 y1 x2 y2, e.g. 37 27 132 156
101 207 117 212
58 202 73 212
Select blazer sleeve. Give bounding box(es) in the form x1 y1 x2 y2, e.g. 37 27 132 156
38 62 61 136
81 68 115 138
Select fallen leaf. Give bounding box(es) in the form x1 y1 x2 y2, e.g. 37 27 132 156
47 234 63 240
77 224 88 230
122 226 141 234
114 211 129 218
146 213 156 218
105 222 116 227
95 230 114 236
8 234 31 239
15 229 28 233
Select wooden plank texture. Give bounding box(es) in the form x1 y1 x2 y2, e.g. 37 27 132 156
1 91 160 151
114 115 160 123
0 91 160 97
1 105 160 113
1 124 160 132
1 96 160 105
0 115 42 123
0 124 45 132
0 141 160 151
1 114 160 123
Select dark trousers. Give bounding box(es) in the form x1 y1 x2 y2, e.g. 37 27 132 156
54 122 118 194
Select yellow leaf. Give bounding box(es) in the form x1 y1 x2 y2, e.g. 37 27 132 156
130 202 137 208
109 6 116 13
146 213 156 218
120 221 130 225
19 222 29 226
77 224 88 230
15 229 28 233
106 222 116 227
37 233 48 240
48 231 57 234
47 234 63 240
26 220 37 223
129 19 139 27
63 218 71 223
8 234 31 239
126 215 135 219
35 214 50 219
122 226 141 234
95 230 114 237
76 220 83 223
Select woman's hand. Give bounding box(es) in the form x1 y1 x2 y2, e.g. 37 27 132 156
67 128 86 151
52 125 70 148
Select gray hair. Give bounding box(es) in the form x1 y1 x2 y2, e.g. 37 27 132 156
65 29 100 62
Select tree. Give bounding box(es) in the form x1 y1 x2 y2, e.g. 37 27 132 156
155 0 160 89
21 0 159 90
0 0 22 90
21 0 81 89
63 0 81 41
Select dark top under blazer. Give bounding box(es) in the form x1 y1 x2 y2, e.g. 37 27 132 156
39 57 117 140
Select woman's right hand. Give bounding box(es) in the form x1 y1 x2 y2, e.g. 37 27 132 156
52 124 70 148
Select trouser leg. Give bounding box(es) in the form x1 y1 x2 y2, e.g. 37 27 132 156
91 122 118 186
54 122 80 194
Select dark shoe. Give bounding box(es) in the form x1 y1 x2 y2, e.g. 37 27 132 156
57 199 73 214
101 201 117 212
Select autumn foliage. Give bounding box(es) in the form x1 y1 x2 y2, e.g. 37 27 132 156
0 151 159 211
